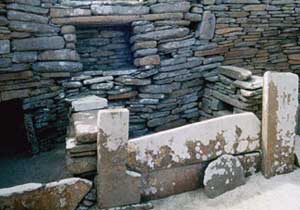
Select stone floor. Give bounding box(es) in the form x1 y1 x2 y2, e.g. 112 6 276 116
152 169 300 210
0 143 71 188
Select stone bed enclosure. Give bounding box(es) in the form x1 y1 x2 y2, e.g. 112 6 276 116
1 0 300 209
1 0 300 154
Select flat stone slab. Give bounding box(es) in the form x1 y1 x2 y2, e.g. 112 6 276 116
128 113 261 172
72 111 98 144
66 155 97 175
0 178 92 210
219 66 252 81
262 72 299 178
204 154 246 198
66 137 96 154
142 163 205 201
71 95 108 112
97 109 141 208
233 76 263 90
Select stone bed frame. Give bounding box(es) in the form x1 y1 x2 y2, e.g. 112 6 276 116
2 0 300 153
64 71 299 209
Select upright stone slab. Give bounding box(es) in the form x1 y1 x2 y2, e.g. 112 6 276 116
262 72 299 178
97 109 141 209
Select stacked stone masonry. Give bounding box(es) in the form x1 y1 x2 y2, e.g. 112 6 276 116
1 0 300 151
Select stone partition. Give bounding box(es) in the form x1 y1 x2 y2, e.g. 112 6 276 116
262 72 299 178
94 110 262 206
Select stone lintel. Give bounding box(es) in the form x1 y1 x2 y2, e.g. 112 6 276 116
51 13 183 25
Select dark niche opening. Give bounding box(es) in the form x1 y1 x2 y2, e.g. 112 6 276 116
76 25 134 71
0 99 31 157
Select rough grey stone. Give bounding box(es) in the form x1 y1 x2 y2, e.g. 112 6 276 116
196 11 216 40
38 49 80 61
7 10 48 24
0 40 10 54
12 52 37 63
91 5 149 15
33 62 82 72
219 66 252 81
12 36 65 51
150 2 190 13
71 95 108 112
204 154 246 198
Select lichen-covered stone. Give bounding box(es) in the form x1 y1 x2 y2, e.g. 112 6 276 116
0 178 92 210
262 72 299 178
128 113 261 172
204 154 246 198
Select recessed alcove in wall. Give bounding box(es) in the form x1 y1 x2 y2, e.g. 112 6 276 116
0 99 31 157
76 25 134 71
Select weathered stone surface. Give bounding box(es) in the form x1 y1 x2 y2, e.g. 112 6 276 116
73 110 98 143
33 62 82 72
12 52 37 63
12 36 65 51
91 5 149 15
204 154 246 198
139 83 180 94
134 55 160 66
196 11 216 40
233 76 263 90
0 40 10 54
97 109 141 208
150 2 190 14
132 28 189 41
38 49 80 61
128 113 261 172
0 71 33 82
7 10 48 24
83 76 114 85
142 163 204 200
0 178 92 210
66 156 97 175
7 3 48 15
219 66 252 81
9 21 59 33
66 138 96 154
71 95 108 112
50 8 91 17
262 72 299 178
237 152 261 177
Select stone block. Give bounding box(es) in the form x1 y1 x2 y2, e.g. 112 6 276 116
204 155 246 198
71 95 108 112
262 72 299 178
12 36 65 51
7 10 48 24
128 113 261 172
150 2 190 13
219 66 252 81
66 155 96 175
233 76 263 90
73 110 98 144
38 49 80 61
0 178 92 210
91 5 149 15
97 109 141 208
32 62 82 72
142 163 204 200
0 40 10 54
196 11 216 40
9 21 59 33
12 52 37 63
134 55 160 66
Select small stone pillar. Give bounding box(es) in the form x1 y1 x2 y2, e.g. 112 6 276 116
97 109 141 209
262 72 299 178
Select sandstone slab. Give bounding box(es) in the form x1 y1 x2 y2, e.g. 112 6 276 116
197 11 216 40
262 72 299 178
12 36 65 51
97 109 141 208
0 40 10 54
0 178 92 210
91 5 149 15
128 113 261 172
219 66 252 81
71 95 108 112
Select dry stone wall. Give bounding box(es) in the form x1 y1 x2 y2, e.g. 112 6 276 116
1 0 300 150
